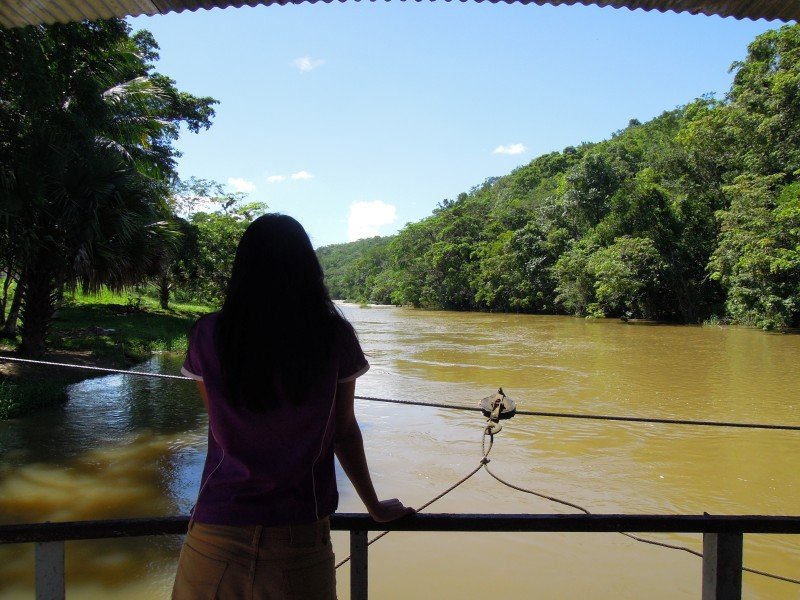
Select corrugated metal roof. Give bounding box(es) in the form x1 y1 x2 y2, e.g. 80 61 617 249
0 0 796 29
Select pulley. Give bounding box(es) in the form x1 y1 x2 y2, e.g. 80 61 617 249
480 388 516 420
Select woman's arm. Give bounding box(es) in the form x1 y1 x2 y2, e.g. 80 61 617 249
333 379 414 523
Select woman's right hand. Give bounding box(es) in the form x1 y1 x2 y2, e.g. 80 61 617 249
368 498 415 523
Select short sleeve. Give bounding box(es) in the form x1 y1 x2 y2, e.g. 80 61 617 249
181 320 204 381
337 321 369 383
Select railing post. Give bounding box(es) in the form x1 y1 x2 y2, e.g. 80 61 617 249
35 540 65 600
702 532 743 600
350 530 368 600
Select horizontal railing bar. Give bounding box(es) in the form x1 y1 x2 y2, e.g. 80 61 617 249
0 516 189 543
2 514 800 544
331 514 800 534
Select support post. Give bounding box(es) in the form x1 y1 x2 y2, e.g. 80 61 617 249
702 532 743 600
350 530 368 600
35 541 65 600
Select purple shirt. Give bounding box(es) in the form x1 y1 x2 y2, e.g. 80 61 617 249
181 313 369 526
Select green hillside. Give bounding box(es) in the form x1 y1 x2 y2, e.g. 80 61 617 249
318 25 800 329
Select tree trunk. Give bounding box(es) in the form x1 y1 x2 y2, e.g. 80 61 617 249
19 264 57 358
0 271 10 328
159 273 170 310
0 284 22 338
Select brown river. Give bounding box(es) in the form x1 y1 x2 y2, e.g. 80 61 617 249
1 305 799 598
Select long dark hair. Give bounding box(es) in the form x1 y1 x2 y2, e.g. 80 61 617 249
213 214 343 411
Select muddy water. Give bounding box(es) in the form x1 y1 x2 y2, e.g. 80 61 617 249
1 306 798 598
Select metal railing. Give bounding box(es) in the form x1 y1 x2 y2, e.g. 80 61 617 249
2 513 799 600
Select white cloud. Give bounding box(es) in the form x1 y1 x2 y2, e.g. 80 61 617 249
293 57 326 73
493 143 526 155
227 177 256 193
348 201 397 242
267 175 286 183
291 171 314 180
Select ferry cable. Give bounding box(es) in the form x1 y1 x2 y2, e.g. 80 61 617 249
0 355 191 380
3 355 800 431
354 394 800 432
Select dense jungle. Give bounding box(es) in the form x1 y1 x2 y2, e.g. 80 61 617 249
318 25 800 331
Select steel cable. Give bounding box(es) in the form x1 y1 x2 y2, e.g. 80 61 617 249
2 355 800 431
355 394 800 432
0 355 191 380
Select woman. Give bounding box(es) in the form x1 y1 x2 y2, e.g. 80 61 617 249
173 214 413 599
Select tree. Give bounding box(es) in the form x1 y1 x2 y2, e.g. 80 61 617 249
726 25 800 178
0 20 217 356
154 177 262 310
187 209 264 306
562 151 630 234
710 176 800 329
553 239 597 316
166 179 266 306
586 236 665 318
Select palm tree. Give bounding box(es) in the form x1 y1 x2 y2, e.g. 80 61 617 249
0 20 215 356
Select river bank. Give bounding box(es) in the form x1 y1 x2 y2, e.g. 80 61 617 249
0 291 209 419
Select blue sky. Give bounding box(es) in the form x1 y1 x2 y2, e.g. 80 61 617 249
129 4 776 247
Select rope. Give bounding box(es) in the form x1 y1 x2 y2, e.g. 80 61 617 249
2 355 800 431
334 431 495 569
335 424 800 585
481 431 800 586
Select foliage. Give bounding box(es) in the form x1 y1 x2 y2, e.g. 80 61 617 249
0 20 217 356
586 236 664 318
0 380 68 420
166 178 267 307
316 24 800 329
0 287 210 419
316 236 393 302
709 177 800 328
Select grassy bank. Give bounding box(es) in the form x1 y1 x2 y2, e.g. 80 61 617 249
0 288 212 419
51 289 210 361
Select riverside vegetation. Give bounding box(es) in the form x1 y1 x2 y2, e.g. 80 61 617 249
0 289 209 419
318 25 800 331
3 22 800 418
0 20 262 416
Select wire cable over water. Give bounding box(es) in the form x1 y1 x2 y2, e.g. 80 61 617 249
0 355 191 381
354 394 800 432
2 356 800 431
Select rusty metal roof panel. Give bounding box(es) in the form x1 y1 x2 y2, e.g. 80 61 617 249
0 0 797 29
